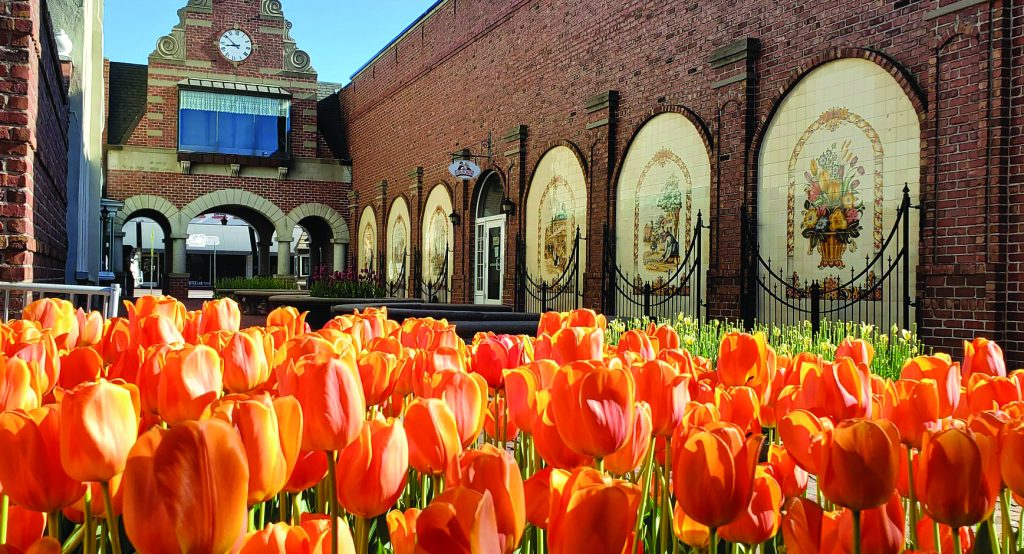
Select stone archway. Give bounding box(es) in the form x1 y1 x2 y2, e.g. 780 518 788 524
286 203 351 272
113 195 180 296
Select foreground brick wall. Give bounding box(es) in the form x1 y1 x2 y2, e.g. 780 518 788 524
0 0 69 284
342 0 1021 365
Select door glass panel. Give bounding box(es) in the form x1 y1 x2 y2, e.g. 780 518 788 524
475 224 484 293
487 225 501 301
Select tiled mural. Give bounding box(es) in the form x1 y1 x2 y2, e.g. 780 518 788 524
757 58 920 311
357 206 377 273
525 146 587 281
615 113 711 295
421 185 453 285
386 198 410 282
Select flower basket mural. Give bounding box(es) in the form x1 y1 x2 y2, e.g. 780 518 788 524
800 141 867 268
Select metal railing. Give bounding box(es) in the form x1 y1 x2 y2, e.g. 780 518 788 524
0 282 122 321
516 227 583 313
386 259 408 298
414 246 451 303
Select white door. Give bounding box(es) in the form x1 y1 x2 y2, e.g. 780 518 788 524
474 216 505 305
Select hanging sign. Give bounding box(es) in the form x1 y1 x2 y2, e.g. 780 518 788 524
187 234 221 248
448 160 482 181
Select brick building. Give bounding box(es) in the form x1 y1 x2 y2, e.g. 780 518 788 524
341 0 1023 364
0 0 74 284
104 0 351 298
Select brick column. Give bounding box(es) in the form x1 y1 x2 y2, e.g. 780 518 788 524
582 91 618 311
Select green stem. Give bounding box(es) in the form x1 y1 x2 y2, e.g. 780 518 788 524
631 438 656 554
1000 489 1012 554
852 510 862 554
596 457 604 473
0 493 7 544
933 520 942 554
97 519 107 554
1018 506 1023 551
988 513 1002 554
420 473 429 509
355 516 369 554
710 527 718 554
101 481 123 554
432 476 443 500
83 486 94 554
952 527 962 554
279 491 287 524
47 510 59 541
662 439 674 554
907 448 919 549
292 493 301 526
248 507 255 532
327 451 340 554
61 523 84 553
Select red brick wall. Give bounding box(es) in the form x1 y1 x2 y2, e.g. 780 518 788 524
0 0 70 284
342 0 1020 364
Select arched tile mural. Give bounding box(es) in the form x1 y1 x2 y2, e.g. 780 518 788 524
758 58 920 309
357 206 378 274
421 184 454 286
525 146 587 281
386 197 411 283
615 112 711 306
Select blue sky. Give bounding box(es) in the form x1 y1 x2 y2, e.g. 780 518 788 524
103 0 439 84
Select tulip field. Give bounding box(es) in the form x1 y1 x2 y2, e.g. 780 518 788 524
0 296 1022 554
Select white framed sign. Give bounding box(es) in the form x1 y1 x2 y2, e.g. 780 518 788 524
448 160 482 181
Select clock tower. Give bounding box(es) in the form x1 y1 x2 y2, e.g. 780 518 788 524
103 0 351 299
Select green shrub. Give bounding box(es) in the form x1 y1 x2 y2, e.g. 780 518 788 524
308 267 385 299
607 315 926 380
214 276 295 293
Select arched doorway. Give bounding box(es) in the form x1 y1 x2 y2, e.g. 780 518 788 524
474 172 506 305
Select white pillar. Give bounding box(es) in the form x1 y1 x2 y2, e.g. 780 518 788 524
331 239 346 272
170 234 188 275
275 239 292 277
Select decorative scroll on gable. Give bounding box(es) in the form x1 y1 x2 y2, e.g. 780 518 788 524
282 21 315 73
261 0 284 18
186 0 212 11
151 8 188 61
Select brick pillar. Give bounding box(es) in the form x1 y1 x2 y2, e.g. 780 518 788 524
706 38 760 323
582 92 618 311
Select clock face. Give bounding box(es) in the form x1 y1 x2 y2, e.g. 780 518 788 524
219 29 253 62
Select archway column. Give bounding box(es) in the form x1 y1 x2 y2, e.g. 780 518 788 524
257 240 271 276
167 233 190 298
275 238 292 277
111 232 125 274
331 238 346 272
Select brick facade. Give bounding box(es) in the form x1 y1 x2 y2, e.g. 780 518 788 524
105 0 351 296
341 0 1022 365
0 0 70 284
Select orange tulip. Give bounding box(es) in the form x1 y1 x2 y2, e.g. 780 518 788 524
484 395 518 441
963 337 1006 380
817 419 899 511
605 401 652 475
674 423 763 529
122 427 176 554
98 317 130 365
126 295 185 327
282 352 365 452
282 450 328 494
158 344 223 424
719 466 783 545
966 373 1021 412
616 329 656 361
59 379 140 482
73 309 104 348
633 359 692 436
210 393 302 504
335 417 409 519
239 522 311 553
836 493 904 554
0 537 62 554
22 299 77 349
1000 419 1024 497
523 467 553 528
881 378 942 448
146 419 249 554
835 337 874 367
717 332 772 392
824 357 872 420
0 355 38 412
299 513 357 554
57 346 104 389
9 334 59 399
534 327 603 366
4 504 46 551
356 350 398 407
405 397 462 476
471 333 529 388
68 473 124 518
915 514 975 554
918 427 1000 528
415 486 501 553
531 390 592 468
672 502 710 548
136 314 186 348
765 444 809 498
424 370 487 448
266 306 308 338
901 355 961 416
549 360 635 458
777 409 834 475
386 509 419 554
0 405 84 512
547 466 642 554
781 497 842 554
504 366 540 434
647 323 680 351
199 298 241 334
222 329 272 393
446 444 526 553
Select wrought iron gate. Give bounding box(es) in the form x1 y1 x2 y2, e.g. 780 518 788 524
742 186 918 333
385 259 407 298
413 246 450 303
515 228 583 313
603 213 707 321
